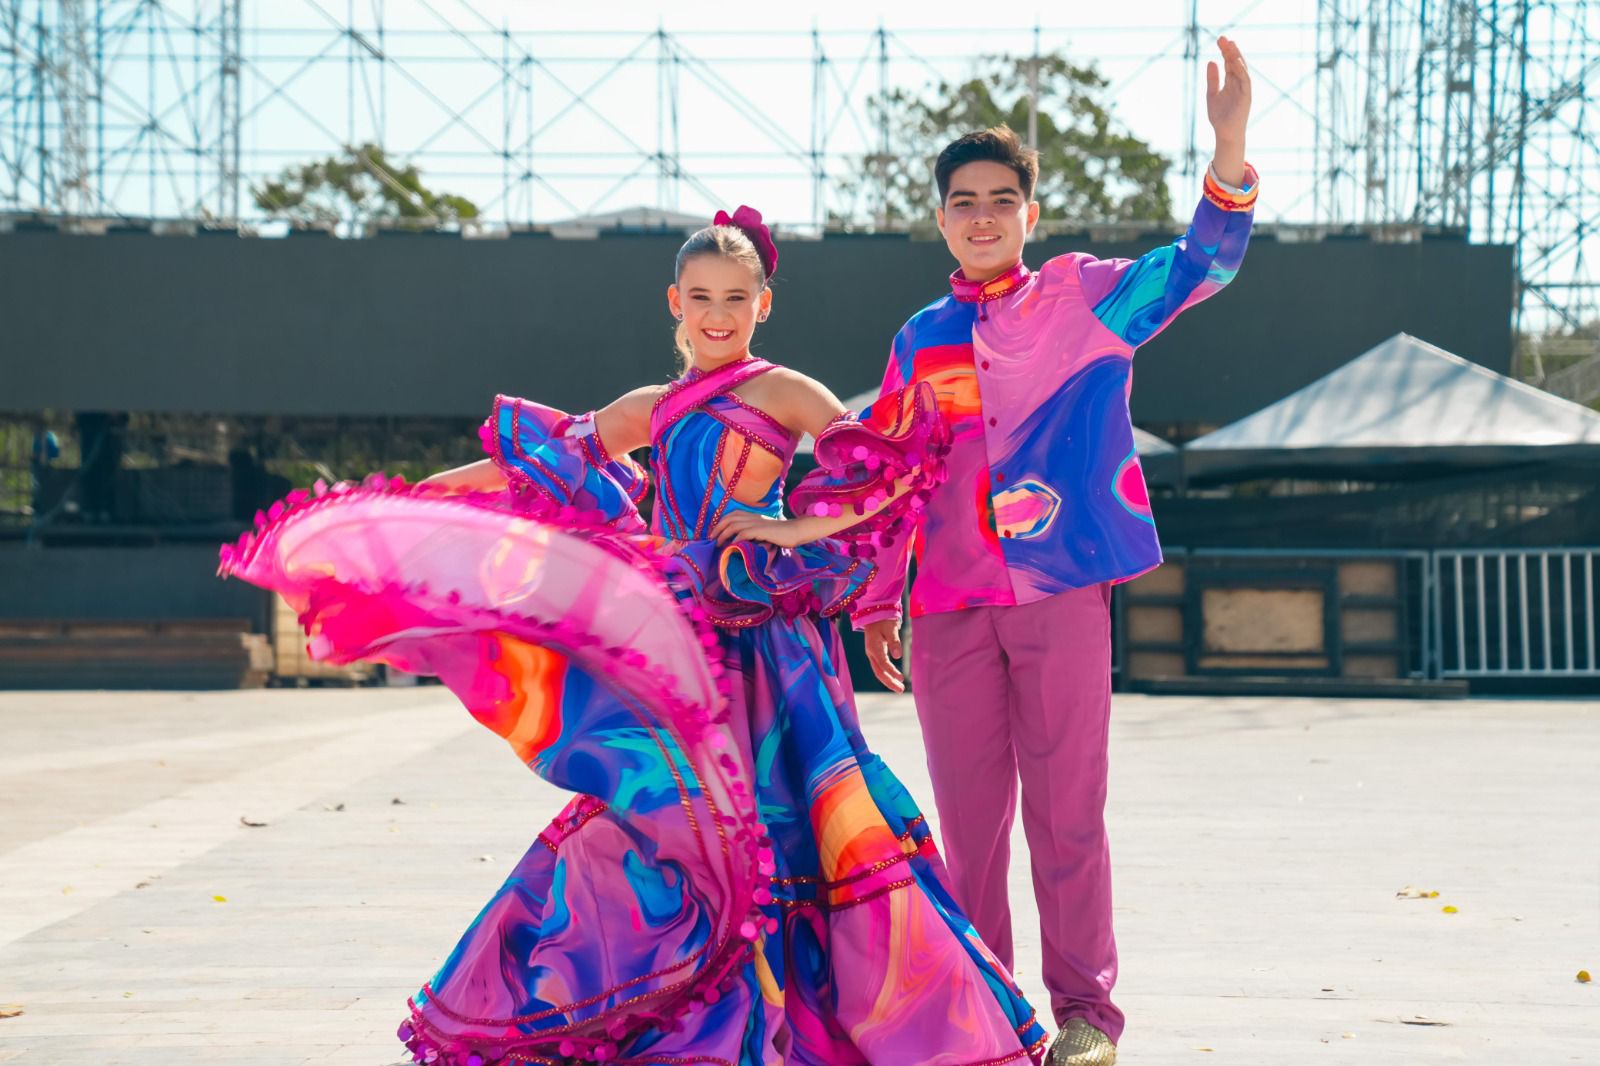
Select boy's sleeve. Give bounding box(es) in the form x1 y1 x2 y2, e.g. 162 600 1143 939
847 324 918 630
1077 163 1258 349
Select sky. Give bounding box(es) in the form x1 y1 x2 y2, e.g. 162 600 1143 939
38 0 1327 229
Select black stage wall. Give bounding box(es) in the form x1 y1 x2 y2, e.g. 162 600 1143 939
0 545 269 627
0 228 1513 426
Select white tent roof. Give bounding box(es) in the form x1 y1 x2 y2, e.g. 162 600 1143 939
1132 424 1178 456
1183 333 1600 478
547 205 709 236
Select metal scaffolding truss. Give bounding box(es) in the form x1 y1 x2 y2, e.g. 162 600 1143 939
2 0 242 222
1314 0 1599 347
0 3 982 231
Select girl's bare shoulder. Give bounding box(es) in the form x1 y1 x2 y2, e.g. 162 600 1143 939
749 364 832 400
742 364 844 431
612 383 671 414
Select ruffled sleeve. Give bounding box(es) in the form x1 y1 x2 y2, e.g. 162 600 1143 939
482 393 649 532
789 381 949 573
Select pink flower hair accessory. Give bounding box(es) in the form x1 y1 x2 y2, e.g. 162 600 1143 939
713 204 778 279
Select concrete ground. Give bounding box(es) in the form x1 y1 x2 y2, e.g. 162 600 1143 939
0 688 1595 1064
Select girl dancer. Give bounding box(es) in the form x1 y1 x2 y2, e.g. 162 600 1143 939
220 206 1048 1065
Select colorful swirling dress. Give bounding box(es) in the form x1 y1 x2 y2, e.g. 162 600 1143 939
218 356 1048 1066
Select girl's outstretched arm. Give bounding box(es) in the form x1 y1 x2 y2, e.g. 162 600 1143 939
421 458 506 493
424 385 663 493
711 477 912 547
593 385 669 457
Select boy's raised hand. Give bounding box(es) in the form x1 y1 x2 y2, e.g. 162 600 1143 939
1206 36 1251 187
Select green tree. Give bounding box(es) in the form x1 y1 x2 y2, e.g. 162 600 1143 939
254 143 480 233
1518 320 1600 408
835 54 1173 229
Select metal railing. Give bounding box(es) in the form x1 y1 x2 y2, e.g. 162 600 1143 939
1115 546 1600 684
1433 548 1600 678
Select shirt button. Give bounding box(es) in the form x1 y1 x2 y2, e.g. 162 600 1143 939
980 360 990 370
995 472 1006 484
988 417 997 427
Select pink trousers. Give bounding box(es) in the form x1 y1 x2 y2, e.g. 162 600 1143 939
909 584 1124 1042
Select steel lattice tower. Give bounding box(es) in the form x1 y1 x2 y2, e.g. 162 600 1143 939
1314 0 1600 388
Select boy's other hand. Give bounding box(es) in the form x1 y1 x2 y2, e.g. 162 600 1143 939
862 619 906 693
1206 35 1251 186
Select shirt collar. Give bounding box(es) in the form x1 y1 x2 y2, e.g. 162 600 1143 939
949 260 1031 304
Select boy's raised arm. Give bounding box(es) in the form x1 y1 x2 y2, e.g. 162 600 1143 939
1078 34 1256 350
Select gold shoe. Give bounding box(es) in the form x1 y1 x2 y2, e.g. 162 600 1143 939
1046 1018 1118 1066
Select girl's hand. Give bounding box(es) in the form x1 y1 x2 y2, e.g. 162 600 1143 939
711 511 828 549
1206 36 1251 184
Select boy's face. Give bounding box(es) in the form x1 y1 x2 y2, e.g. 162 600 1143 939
936 160 1040 282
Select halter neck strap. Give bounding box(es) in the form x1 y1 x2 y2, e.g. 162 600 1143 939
651 358 778 443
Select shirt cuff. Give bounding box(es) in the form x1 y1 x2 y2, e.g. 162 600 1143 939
850 602 903 630
1204 162 1259 211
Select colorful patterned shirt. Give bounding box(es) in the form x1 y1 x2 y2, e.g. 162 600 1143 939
851 165 1259 627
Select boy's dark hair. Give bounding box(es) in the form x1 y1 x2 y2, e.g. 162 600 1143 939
934 124 1039 204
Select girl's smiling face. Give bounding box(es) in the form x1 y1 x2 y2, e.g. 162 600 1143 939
668 254 772 369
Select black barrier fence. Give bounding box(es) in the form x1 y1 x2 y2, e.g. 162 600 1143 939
2 228 1513 428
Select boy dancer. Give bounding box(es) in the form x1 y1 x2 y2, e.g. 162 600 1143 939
853 37 1256 1066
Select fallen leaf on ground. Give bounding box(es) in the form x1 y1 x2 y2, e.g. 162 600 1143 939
0 1004 22 1019
211 895 228 903
1578 970 1592 984
324 802 346 812
1398 1016 1449 1027
1395 885 1439 899
477 855 494 863
391 797 406 805
1442 905 1459 914
239 816 268 828
134 881 150 890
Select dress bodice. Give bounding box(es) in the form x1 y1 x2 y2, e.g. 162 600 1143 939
648 359 797 540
